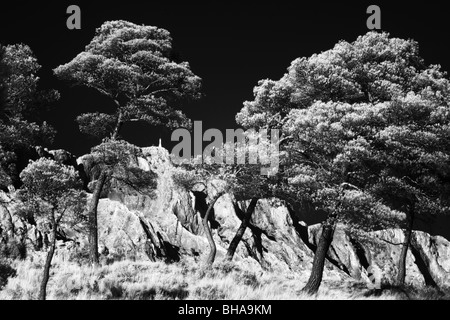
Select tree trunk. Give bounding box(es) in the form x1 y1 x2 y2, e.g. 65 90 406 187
396 207 415 286
38 216 57 300
111 111 123 141
302 219 335 295
203 192 225 267
88 170 108 267
226 198 259 261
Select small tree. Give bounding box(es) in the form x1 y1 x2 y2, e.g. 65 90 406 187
18 158 87 300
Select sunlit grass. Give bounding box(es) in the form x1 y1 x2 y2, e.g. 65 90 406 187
0 252 448 300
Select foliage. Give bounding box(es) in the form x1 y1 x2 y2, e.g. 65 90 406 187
173 136 279 202
0 238 27 260
237 32 444 129
0 44 58 187
54 20 202 139
86 139 158 195
0 259 16 289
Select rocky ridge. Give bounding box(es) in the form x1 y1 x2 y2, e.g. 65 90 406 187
1 146 449 289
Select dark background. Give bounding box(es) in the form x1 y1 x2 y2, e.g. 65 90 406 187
1 1 449 154
1 1 450 236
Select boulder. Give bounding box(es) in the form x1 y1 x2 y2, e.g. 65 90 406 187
2 145 448 290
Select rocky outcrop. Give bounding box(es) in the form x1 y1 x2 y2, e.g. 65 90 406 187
75 146 450 287
307 225 426 286
74 147 314 272
1 146 449 290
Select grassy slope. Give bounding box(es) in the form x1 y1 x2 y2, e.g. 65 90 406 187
0 252 448 300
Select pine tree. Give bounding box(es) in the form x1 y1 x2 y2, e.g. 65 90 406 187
237 32 450 293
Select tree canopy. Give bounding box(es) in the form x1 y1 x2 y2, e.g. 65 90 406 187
237 32 448 129
54 20 202 140
237 31 450 225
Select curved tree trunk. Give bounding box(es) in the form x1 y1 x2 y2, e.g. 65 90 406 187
226 198 259 262
302 219 336 295
396 207 415 286
39 215 57 300
203 192 225 267
88 170 108 267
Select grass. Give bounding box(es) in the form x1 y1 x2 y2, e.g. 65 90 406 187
0 252 448 300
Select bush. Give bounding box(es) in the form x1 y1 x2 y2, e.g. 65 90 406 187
0 259 17 289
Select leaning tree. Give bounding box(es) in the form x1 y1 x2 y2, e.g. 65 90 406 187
54 20 202 265
236 32 450 293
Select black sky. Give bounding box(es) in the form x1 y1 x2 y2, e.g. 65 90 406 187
1 1 449 156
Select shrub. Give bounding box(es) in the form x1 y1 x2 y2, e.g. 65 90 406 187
0 259 17 289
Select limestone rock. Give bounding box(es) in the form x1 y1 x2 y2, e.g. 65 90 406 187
411 231 450 288
97 199 148 260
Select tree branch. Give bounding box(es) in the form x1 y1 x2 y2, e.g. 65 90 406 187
146 87 178 96
379 238 404 246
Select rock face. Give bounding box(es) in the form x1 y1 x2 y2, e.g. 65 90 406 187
97 199 148 260
306 225 450 289
307 226 426 286
86 147 315 273
411 232 450 288
88 147 450 288
2 146 450 290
